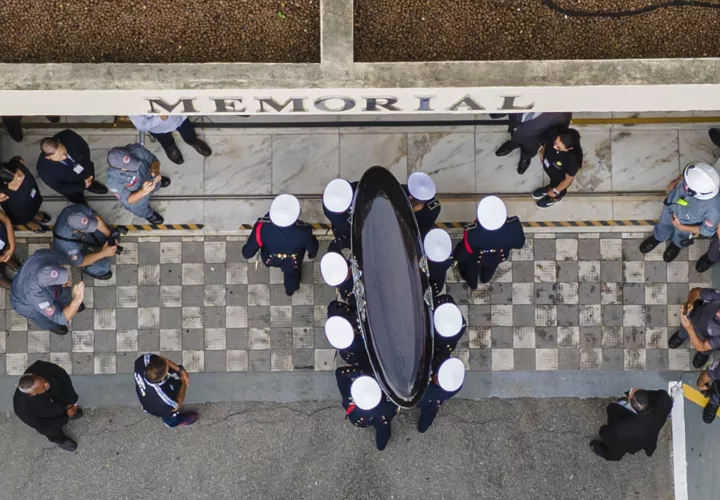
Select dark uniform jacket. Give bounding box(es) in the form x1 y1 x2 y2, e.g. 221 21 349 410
13 361 78 435
429 256 453 297
36 130 94 199
335 366 398 430
599 390 673 461
323 181 358 248
453 217 526 276
242 213 319 270
418 380 462 411
433 294 467 358
327 300 368 368
401 184 441 235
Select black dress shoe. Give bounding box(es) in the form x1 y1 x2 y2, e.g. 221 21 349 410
517 157 531 175
50 324 69 335
663 242 681 262
165 144 184 165
45 115 61 124
693 351 711 369
3 117 23 143
57 438 77 451
495 140 519 157
703 400 719 424
87 181 108 194
192 139 212 157
89 271 113 281
589 440 605 458
639 235 661 254
709 128 720 148
37 212 52 224
146 212 165 225
69 407 83 420
30 224 48 234
696 253 715 273
77 303 86 313
668 331 685 349
489 113 508 119
160 177 171 188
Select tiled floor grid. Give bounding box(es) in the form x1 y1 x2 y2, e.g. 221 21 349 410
0 231 713 376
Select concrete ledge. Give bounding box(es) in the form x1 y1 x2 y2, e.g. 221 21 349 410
0 371 689 412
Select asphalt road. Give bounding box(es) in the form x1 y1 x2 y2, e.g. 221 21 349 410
0 399 672 500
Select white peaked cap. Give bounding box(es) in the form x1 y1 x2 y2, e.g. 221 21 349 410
323 179 353 213
320 252 349 286
408 172 437 201
351 376 382 410
437 358 465 392
324 316 355 349
476 196 507 231
424 228 452 262
269 194 301 227
433 303 464 338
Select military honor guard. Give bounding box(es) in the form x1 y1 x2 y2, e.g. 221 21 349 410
13 360 83 451
423 228 453 297
325 316 369 368
320 251 355 306
433 297 467 358
417 357 465 433
336 366 399 451
403 172 441 235
322 178 356 253
242 194 319 296
454 196 526 288
639 161 720 263
10 250 85 335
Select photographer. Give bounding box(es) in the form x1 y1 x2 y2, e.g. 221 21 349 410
51 204 123 281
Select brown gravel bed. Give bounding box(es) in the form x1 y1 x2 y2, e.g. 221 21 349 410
355 0 720 61
0 0 319 63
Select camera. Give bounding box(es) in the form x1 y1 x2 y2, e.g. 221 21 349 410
107 226 128 255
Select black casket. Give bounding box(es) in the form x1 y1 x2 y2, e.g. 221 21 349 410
350 166 434 408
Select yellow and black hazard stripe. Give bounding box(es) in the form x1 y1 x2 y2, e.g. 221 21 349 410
14 223 205 232
239 220 656 230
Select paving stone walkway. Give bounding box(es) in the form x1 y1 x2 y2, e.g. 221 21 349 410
0 231 712 376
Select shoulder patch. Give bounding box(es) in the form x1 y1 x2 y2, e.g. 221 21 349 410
427 199 441 210
38 301 50 309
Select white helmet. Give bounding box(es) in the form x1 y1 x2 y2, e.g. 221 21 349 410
476 196 507 231
269 194 301 227
351 376 382 410
684 162 720 200
423 229 452 262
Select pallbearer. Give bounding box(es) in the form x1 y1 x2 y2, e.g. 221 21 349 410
403 172 441 235
417 357 465 433
336 367 399 451
325 316 369 369
320 251 355 306
242 194 319 297
423 228 453 297
433 297 466 358
322 178 356 253
454 196 526 288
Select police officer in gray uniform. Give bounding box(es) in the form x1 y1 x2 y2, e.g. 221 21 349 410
697 359 720 424
52 204 117 280
10 250 85 335
669 287 720 369
106 144 171 225
640 162 720 262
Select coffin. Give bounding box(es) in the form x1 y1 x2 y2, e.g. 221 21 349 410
350 165 434 408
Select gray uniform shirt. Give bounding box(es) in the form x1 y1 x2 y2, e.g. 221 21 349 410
665 183 720 238
52 204 98 266
106 144 160 213
10 249 70 326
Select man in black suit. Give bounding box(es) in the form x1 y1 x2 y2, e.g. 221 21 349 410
37 129 108 204
590 388 673 461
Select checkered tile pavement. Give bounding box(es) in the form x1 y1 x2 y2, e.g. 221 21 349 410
0 232 713 376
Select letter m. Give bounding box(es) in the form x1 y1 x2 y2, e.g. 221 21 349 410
145 98 198 114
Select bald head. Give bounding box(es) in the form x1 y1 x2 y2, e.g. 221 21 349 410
18 374 49 396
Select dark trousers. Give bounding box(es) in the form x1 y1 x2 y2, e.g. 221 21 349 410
150 119 198 150
457 258 501 289
509 113 573 158
375 424 392 451
707 234 720 263
593 439 625 461
418 407 439 432
39 425 68 444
